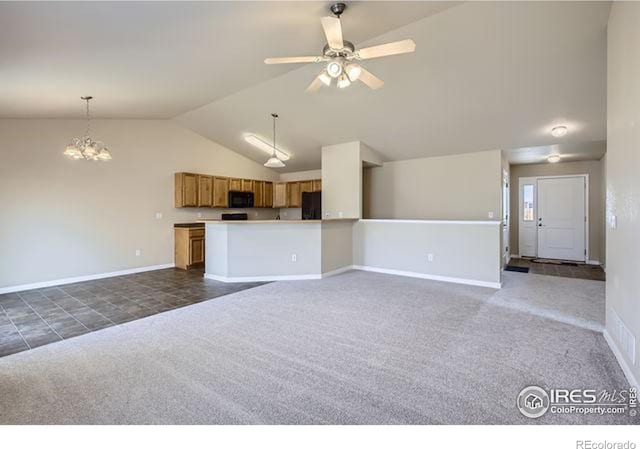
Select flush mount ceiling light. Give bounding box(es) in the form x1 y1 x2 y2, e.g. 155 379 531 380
262 113 286 168
264 3 416 92
63 96 112 161
547 155 561 163
551 125 568 138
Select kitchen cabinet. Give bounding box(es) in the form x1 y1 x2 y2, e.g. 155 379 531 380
287 182 301 208
300 180 314 196
241 179 254 192
175 173 198 207
174 226 205 270
273 182 287 208
229 178 242 191
264 182 273 208
213 176 229 208
197 175 213 207
312 179 322 192
253 181 264 208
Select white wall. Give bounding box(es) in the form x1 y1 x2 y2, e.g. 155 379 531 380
353 220 502 287
279 169 322 182
0 119 279 289
363 149 503 220
321 220 354 273
605 2 640 387
321 141 362 219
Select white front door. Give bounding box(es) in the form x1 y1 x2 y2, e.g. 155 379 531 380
519 178 538 257
537 176 586 261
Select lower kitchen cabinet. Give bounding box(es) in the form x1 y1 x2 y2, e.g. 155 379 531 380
175 226 205 270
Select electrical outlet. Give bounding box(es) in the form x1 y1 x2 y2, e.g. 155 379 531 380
254 211 258 217
155 212 162 219
196 212 203 218
325 212 331 218
291 254 297 262
338 211 343 218
610 215 617 229
135 249 141 256
283 211 287 217
488 211 494 219
427 253 434 262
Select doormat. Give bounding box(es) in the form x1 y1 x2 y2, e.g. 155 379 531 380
532 259 579 266
505 265 530 273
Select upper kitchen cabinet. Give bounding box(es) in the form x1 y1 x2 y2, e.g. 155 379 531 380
253 181 265 208
197 175 213 207
264 182 273 208
175 172 198 207
273 182 287 208
229 178 242 192
300 180 314 196
213 176 229 208
241 179 254 192
287 182 301 208
312 179 322 192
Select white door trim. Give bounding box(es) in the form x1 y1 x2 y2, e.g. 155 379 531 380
518 174 589 261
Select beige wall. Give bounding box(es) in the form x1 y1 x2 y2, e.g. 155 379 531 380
321 220 354 273
509 159 606 264
353 220 502 287
363 149 503 220
321 141 362 220
279 169 322 182
606 2 640 386
0 119 279 289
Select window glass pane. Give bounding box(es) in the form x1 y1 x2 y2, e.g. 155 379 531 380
523 184 534 221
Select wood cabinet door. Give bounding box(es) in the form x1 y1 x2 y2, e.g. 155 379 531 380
189 237 204 265
241 179 254 192
213 177 229 208
312 179 322 192
264 182 273 208
176 173 198 207
229 178 242 191
273 182 287 208
253 181 264 208
300 180 313 195
287 182 301 208
197 175 213 207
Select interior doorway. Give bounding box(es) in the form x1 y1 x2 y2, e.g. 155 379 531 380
518 175 588 262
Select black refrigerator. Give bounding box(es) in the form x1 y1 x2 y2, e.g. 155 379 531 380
301 191 322 220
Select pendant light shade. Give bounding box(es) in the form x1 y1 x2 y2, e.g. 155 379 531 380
64 96 112 161
264 113 285 168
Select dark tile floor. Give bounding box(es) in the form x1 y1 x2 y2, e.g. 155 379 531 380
0 269 265 358
508 258 606 281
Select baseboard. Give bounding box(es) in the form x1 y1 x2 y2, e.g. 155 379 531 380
603 329 639 389
0 263 176 294
321 265 354 278
204 273 322 283
586 260 601 266
351 265 502 289
510 254 521 259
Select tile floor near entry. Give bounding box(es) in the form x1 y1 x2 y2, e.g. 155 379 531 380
508 258 606 281
0 269 265 358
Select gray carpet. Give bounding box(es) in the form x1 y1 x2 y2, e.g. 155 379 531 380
0 270 635 424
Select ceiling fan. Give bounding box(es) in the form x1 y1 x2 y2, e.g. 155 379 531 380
264 2 416 92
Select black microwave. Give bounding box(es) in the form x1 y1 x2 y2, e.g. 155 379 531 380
228 191 254 208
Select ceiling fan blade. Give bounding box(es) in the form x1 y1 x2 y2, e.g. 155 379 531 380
264 56 319 65
306 76 323 93
320 16 344 49
358 68 384 90
357 39 416 60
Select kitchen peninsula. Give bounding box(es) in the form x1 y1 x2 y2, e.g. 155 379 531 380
199 219 355 282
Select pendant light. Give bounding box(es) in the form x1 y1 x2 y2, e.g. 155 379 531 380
264 113 285 168
63 96 112 161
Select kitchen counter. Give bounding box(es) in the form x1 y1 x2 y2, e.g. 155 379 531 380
197 219 356 224
174 223 205 228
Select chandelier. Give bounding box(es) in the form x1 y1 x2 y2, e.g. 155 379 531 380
63 96 112 161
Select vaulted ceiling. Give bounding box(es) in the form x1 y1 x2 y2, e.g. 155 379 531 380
1 1 610 171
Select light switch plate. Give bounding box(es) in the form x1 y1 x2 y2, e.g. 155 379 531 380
155 212 163 219
488 212 494 219
610 215 617 229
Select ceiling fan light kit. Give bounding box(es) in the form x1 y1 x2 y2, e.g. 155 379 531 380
264 2 416 92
